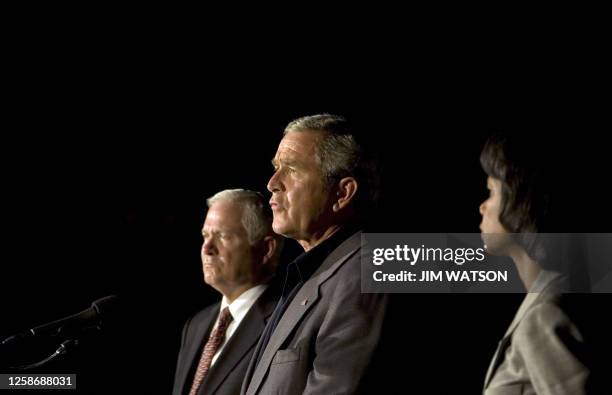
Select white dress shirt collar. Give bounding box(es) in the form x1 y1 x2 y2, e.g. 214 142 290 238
220 284 267 329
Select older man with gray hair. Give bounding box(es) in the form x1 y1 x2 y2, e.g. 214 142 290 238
173 189 283 395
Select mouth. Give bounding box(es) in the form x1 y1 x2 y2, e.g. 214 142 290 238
269 200 281 210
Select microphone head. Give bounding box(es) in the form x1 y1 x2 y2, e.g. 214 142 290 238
91 295 119 318
55 295 120 336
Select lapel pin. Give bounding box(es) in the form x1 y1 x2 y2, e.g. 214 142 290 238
301 299 308 306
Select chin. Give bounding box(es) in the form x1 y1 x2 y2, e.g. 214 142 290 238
203 272 215 284
272 222 289 236
482 234 512 256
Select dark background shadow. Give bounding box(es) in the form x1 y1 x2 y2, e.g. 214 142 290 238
1 46 610 394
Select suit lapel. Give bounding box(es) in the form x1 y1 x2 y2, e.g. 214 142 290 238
247 232 362 395
483 272 568 389
177 304 219 395
202 288 276 394
483 291 542 388
483 334 511 388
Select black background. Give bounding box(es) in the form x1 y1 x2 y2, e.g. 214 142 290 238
1 33 610 394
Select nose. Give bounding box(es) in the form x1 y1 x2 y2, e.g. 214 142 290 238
267 169 282 193
202 236 216 255
479 200 486 216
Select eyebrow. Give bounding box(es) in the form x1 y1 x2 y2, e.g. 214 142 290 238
271 156 300 168
202 228 234 236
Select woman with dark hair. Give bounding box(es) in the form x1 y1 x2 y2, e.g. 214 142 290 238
479 132 591 395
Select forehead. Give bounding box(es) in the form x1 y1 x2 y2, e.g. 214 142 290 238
203 201 244 230
275 131 321 160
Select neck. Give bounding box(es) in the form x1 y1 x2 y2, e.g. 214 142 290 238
220 283 257 304
508 246 542 291
298 225 342 251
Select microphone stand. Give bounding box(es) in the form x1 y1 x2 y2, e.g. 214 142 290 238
9 338 80 370
1 324 102 371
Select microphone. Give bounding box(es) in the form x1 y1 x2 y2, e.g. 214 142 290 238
1 295 119 346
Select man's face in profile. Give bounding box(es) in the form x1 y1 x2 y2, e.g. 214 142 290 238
201 201 258 295
267 131 333 241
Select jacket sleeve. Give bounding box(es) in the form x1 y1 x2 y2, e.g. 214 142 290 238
172 315 195 395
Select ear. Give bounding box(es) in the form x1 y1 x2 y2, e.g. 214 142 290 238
261 235 278 266
333 177 358 212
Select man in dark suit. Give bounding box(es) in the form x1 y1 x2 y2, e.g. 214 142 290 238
241 114 388 394
173 189 283 395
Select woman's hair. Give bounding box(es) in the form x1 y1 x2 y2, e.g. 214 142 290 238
480 131 553 233
481 131 591 289
480 131 560 266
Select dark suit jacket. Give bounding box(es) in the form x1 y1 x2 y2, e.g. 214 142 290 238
173 286 278 395
242 231 388 395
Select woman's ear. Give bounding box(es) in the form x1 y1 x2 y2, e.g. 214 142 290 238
333 177 358 212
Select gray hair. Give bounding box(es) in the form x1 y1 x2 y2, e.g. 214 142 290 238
206 189 273 245
284 114 380 211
